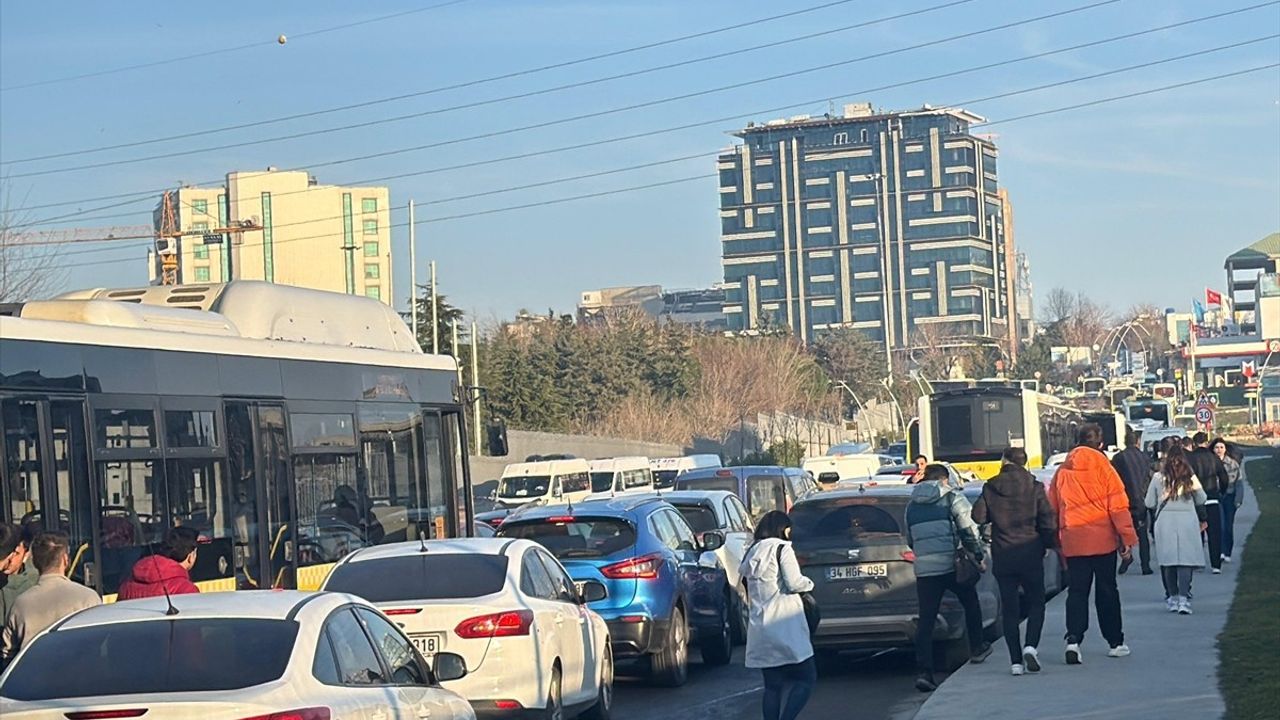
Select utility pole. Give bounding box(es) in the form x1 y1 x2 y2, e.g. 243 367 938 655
409 200 418 340
471 320 481 455
451 319 461 385
431 261 440 355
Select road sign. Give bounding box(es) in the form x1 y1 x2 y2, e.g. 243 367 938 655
1195 406 1214 425
1243 360 1257 379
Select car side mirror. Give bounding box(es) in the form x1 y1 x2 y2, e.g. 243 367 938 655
700 530 725 552
486 421 509 457
578 579 608 604
433 652 468 682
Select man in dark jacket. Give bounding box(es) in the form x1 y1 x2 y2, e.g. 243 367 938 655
1187 431 1231 572
1111 429 1154 575
972 447 1057 676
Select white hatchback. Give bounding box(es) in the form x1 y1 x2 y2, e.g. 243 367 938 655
0 590 476 720
322 538 614 719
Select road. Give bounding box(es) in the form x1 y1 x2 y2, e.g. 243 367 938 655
611 647 934 720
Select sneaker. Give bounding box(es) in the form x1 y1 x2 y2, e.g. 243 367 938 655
1118 555 1133 574
1022 646 1041 673
1166 597 1179 613
1011 663 1025 676
1066 643 1083 665
915 675 938 693
1212 567 1222 575
1178 598 1193 615
1141 567 1154 575
1108 644 1131 658
970 643 993 664
1222 555 1232 564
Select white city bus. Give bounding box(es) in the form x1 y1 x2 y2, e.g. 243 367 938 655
0 282 502 598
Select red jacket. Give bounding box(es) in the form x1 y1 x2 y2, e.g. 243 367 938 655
1048 446 1139 558
118 556 200 600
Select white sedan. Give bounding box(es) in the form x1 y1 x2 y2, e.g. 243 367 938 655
322 538 614 719
0 590 476 720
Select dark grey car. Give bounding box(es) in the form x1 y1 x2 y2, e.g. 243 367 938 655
790 485 1000 669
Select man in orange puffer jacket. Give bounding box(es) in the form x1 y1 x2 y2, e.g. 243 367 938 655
1048 424 1139 665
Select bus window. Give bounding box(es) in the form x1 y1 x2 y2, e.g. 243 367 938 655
290 412 368 569
97 460 163 594
94 408 158 450
1 400 43 524
359 405 425 545
49 401 94 587
167 458 234 587
422 413 451 539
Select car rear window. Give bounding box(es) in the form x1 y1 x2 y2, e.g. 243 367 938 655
791 499 906 546
0 619 297 701
674 505 718 534
676 475 737 493
325 554 509 601
501 517 637 559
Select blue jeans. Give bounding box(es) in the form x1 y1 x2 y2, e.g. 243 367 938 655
1222 492 1240 557
761 657 817 720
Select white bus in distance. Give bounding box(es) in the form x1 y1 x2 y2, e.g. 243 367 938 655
588 456 654 495
494 458 592 509
650 454 721 489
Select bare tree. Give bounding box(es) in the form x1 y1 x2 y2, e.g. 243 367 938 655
0 189 66 303
1040 287 1111 352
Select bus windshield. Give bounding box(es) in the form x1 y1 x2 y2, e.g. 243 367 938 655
933 394 1025 462
590 472 615 493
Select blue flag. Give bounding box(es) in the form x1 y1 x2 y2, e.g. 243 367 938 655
1191 299 1206 324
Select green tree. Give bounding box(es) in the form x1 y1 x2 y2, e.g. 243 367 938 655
403 283 465 356
811 328 883 416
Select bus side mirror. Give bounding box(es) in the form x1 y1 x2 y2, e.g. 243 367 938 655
487 421 509 457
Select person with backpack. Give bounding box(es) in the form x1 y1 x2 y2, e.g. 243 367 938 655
739 511 815 720
906 463 991 692
1145 445 1207 615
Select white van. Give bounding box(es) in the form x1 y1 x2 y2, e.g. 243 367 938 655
802 454 890 485
588 456 654 496
495 458 592 508
650 454 722 489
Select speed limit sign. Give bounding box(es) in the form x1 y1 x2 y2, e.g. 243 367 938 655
1195 406 1214 425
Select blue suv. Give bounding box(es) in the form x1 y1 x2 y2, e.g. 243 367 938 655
498 496 731 686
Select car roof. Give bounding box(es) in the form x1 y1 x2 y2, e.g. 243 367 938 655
505 495 668 520
340 537 521 563
679 465 791 478
53 590 352 631
799 483 979 504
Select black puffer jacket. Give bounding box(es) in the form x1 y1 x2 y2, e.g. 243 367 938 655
1188 447 1230 499
971 464 1057 576
1111 446 1153 517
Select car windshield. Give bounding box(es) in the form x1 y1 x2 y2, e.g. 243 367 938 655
791 499 906 547
590 472 615 493
674 505 718 534
501 517 637 558
675 475 737 494
653 470 680 488
0 618 297 701
325 554 509 601
499 475 550 499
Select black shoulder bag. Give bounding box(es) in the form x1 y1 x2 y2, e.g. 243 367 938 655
949 492 982 587
775 543 821 635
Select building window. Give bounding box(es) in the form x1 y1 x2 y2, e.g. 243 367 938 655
193 243 209 260
193 267 211 282
363 241 379 257
364 263 380 279
860 129 869 143
361 198 377 213
833 132 848 145
364 285 381 300
192 199 208 215
362 219 378 235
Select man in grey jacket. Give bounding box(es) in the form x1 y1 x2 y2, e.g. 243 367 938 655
905 464 991 692
0 531 100 668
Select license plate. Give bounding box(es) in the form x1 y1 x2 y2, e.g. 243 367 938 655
410 633 445 658
827 563 888 581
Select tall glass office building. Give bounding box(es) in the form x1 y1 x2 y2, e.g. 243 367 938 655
717 103 1013 355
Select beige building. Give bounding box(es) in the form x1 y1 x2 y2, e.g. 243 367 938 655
148 169 393 304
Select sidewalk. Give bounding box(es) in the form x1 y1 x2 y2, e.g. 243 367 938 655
915 481 1260 720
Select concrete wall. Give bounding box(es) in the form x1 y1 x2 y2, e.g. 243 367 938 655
469 429 683 486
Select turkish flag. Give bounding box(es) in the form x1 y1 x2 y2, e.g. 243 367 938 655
1206 288 1223 306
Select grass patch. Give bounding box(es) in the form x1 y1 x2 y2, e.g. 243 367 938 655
1220 453 1280 720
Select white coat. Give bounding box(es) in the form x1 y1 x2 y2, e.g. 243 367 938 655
1145 472 1208 568
738 537 815 669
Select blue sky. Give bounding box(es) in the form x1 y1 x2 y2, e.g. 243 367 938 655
2 0 1277 323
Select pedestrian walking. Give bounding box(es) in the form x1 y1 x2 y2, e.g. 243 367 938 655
0 531 100 668
1152 437 1181 600
118 526 202 601
1187 432 1230 573
1144 445 1207 615
1211 438 1243 564
971 447 1057 676
905 463 992 692
739 511 815 720
0 522 37 624
1047 424 1138 664
1111 429 1155 575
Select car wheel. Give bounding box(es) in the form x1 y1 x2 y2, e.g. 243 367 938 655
648 606 689 687
580 646 614 720
730 583 749 646
543 666 563 720
700 601 733 666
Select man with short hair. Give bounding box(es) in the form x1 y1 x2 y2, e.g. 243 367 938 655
0 531 100 667
118 526 201 600
910 455 929 483
0 523 38 623
1048 424 1138 664
1111 428 1154 575
972 446 1057 676
1187 431 1230 573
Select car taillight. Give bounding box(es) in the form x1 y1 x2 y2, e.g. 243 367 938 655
455 609 534 639
901 550 916 563
237 709 330 720
65 712 149 720
600 553 662 580
384 607 422 616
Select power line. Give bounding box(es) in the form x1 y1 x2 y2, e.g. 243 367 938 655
0 0 475 93
18 2 1274 227
44 58 1280 268
7 0 1012 179
2 0 869 163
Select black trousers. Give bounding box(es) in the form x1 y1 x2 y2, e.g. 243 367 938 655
1204 501 1223 569
1065 552 1124 647
915 571 984 674
1134 513 1152 572
996 564 1046 665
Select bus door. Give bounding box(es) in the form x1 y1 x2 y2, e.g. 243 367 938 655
226 401 294 589
0 397 95 589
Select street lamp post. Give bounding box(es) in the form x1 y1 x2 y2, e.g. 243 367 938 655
830 381 870 442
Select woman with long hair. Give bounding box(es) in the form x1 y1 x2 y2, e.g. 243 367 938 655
1212 438 1244 563
739 510 816 720
1145 445 1207 614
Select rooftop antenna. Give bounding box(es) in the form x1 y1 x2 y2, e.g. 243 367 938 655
418 530 429 553
144 538 180 616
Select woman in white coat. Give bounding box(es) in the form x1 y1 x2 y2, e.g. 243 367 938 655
1145 445 1207 615
739 511 816 720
